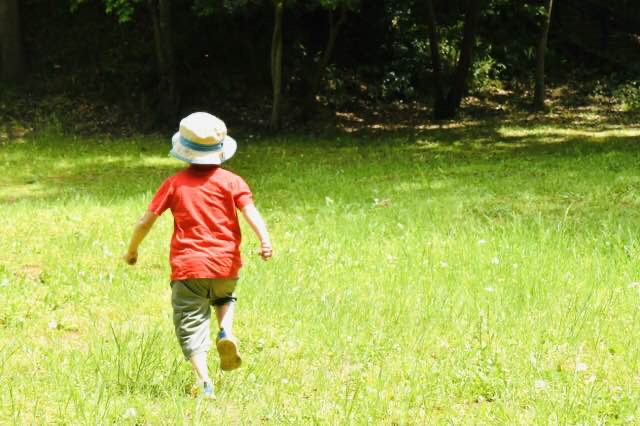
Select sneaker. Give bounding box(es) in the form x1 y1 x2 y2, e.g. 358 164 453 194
191 380 216 400
216 329 242 371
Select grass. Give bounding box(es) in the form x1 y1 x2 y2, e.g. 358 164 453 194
2 119 640 424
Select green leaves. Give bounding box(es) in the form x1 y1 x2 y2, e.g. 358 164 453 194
104 0 140 22
70 0 142 23
318 0 359 12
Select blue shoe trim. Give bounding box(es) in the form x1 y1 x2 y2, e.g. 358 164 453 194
203 381 214 396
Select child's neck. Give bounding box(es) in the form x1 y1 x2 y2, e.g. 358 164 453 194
189 164 218 172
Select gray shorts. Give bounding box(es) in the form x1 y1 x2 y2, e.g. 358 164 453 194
170 278 238 359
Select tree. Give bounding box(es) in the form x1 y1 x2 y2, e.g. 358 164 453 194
533 0 553 110
147 0 177 120
425 0 482 119
71 0 177 120
272 0 358 126
193 0 287 130
301 0 358 115
270 0 284 130
0 0 26 81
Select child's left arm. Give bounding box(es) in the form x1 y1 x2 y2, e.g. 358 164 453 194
123 211 159 265
241 204 272 261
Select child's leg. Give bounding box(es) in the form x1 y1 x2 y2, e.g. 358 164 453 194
214 301 235 334
189 352 215 399
211 279 241 371
189 352 210 383
210 278 238 335
171 280 214 386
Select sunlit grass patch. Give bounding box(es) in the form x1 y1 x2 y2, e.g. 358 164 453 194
1 120 640 423
498 125 640 139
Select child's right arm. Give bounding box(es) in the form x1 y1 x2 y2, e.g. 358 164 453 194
123 211 159 265
241 204 272 261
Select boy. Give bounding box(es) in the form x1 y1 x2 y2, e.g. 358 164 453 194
123 112 272 399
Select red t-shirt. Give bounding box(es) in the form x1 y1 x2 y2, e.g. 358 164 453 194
148 166 253 280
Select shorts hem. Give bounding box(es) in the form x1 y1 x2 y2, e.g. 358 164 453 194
182 346 210 360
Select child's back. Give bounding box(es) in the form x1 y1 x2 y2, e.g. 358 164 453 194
150 165 253 280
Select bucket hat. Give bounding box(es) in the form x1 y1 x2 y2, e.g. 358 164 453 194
170 112 237 165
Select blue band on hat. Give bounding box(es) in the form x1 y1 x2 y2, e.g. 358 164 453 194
179 136 223 152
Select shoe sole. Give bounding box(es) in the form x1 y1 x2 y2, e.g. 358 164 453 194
217 338 242 371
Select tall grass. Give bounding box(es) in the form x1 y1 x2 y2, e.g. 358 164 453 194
1 121 640 423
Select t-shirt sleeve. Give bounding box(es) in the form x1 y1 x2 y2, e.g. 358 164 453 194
148 177 174 215
233 176 253 210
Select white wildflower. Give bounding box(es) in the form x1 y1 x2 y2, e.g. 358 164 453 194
575 362 588 372
122 408 137 419
373 198 391 207
534 379 548 391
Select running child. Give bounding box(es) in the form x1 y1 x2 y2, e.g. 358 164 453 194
123 112 272 399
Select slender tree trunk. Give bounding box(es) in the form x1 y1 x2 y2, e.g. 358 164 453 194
0 0 26 81
425 0 446 113
270 1 284 131
310 7 347 101
148 0 177 120
599 10 609 51
533 0 554 111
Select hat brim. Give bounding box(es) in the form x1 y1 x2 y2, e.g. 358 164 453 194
169 132 237 165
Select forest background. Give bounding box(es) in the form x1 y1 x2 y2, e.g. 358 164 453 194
1 0 639 135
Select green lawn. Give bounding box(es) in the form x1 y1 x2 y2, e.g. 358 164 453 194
2 120 640 424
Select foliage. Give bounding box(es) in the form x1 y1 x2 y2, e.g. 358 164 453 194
192 0 256 16
70 0 142 22
591 77 640 112
5 0 640 128
317 0 358 10
377 1 429 100
469 51 505 94
613 81 640 112
479 1 540 81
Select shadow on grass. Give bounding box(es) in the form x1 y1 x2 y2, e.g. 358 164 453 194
329 101 640 137
2 120 639 205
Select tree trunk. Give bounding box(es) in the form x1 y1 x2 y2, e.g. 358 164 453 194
148 0 177 121
0 0 26 81
310 7 347 101
425 0 446 113
533 0 554 111
270 1 284 131
426 0 481 119
440 0 482 119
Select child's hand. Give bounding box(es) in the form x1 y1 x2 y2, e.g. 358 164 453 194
123 250 138 265
258 241 273 261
